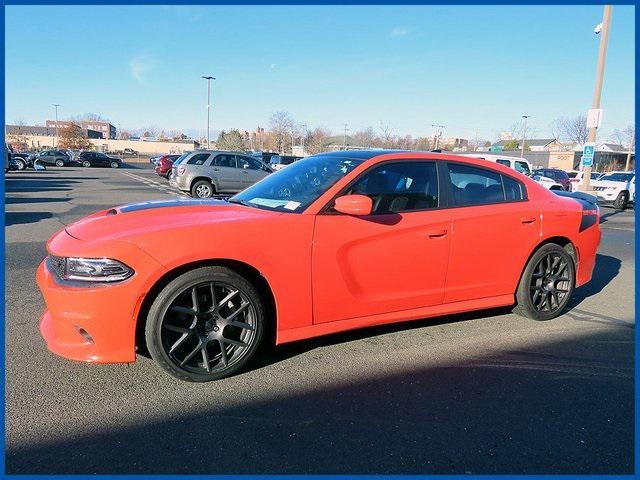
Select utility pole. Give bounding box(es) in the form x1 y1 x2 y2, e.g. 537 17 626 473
579 5 612 192
432 124 444 150
625 130 635 171
52 104 61 147
301 123 307 153
201 76 215 149
520 115 530 158
343 123 349 150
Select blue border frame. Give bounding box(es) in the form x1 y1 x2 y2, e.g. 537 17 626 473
1 1 637 478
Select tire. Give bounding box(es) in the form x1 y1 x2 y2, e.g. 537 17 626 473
191 179 214 198
110 161 119 169
55 159 65 167
82 160 91 168
14 158 25 170
145 266 265 382
613 191 628 210
513 243 575 321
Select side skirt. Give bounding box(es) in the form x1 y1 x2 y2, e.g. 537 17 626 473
276 294 515 345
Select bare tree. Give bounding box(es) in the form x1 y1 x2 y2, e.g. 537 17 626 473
610 125 635 148
269 111 295 153
378 122 395 148
550 114 588 145
352 127 377 148
58 124 93 149
305 127 331 154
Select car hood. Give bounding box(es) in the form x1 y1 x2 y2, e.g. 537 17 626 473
65 198 280 242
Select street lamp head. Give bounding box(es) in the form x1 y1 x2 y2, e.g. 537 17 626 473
202 76 216 80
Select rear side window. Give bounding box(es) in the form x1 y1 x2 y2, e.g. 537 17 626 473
213 154 236 168
347 161 438 214
496 159 510 167
448 163 525 205
187 153 211 165
554 170 569 179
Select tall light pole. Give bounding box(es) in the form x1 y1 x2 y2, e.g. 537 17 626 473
202 76 215 149
52 104 61 147
343 123 349 150
432 124 444 150
520 115 530 158
580 5 612 192
301 123 307 153
625 131 634 171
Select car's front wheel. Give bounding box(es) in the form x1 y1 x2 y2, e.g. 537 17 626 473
513 243 575 321
145 266 265 382
14 158 26 170
55 159 65 167
613 191 628 210
110 161 120 169
82 160 91 168
191 179 214 198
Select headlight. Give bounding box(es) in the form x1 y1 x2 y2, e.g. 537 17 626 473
48 256 134 282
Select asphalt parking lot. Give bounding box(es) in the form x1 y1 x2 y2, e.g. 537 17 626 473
4 165 635 474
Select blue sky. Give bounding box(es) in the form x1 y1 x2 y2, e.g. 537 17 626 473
5 5 635 141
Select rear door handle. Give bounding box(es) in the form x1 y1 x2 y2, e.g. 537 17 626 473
521 217 537 224
213 168 220 171
427 229 448 238
243 171 249 174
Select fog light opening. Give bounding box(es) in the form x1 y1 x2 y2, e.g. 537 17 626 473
75 326 95 345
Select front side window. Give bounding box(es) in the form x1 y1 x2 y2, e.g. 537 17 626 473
237 156 263 170
448 163 522 206
346 161 438 214
187 153 210 165
514 161 531 174
496 159 510 167
230 155 363 212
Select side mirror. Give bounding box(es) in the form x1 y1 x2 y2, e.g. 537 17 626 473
333 194 373 216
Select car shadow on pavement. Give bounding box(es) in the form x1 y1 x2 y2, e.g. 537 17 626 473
599 210 625 224
5 211 54 226
5 327 633 475
569 254 621 308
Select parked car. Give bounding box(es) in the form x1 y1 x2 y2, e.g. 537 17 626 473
270 155 303 171
77 151 122 168
154 154 181 178
458 153 532 176
591 171 635 209
532 174 565 191
567 170 604 187
533 168 571 191
150 155 163 165
169 150 272 198
10 152 33 170
29 149 71 167
123 148 138 156
37 150 601 382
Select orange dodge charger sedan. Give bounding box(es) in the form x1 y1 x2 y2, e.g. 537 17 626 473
37 151 601 381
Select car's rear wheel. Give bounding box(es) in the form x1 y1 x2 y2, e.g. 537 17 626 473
613 191 628 210
110 161 119 169
513 243 575 321
145 266 264 382
55 159 65 167
82 160 91 168
191 179 214 198
14 158 25 170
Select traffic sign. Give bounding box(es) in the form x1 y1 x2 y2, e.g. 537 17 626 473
582 143 595 167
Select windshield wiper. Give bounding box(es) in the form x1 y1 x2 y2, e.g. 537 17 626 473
227 198 252 207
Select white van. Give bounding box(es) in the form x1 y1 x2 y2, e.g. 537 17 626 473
457 153 532 176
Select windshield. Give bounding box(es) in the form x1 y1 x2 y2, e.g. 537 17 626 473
600 172 634 182
230 155 364 213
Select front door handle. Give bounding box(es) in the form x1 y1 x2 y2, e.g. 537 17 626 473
521 217 537 224
243 171 249 174
213 168 220 171
427 229 448 238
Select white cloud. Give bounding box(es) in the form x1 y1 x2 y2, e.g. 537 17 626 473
390 27 410 37
129 55 156 82
270 63 277 70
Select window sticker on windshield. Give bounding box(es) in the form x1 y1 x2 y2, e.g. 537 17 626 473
250 198 290 208
284 201 301 210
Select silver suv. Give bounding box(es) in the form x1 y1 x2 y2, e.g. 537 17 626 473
169 150 272 198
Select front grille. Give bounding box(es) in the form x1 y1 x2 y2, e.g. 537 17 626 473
593 186 606 191
47 256 66 279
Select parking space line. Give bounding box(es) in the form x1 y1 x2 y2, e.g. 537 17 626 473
122 171 189 198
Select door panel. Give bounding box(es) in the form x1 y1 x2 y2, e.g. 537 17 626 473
237 156 268 187
444 202 539 303
211 155 242 191
312 210 452 324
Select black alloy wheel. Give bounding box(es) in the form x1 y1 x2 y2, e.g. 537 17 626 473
513 243 575 320
146 267 264 381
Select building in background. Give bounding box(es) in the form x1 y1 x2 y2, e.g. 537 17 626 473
46 120 116 139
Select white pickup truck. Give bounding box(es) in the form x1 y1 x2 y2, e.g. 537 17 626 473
590 171 635 209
